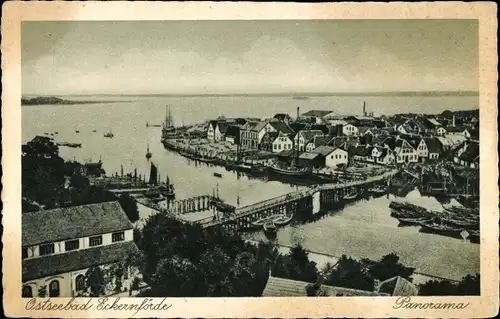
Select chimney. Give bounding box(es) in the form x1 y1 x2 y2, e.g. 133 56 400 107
452 114 456 127
363 101 366 116
296 107 300 120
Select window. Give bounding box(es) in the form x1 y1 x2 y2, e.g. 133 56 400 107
22 247 28 259
89 235 103 247
75 275 85 291
49 280 60 297
112 232 125 243
22 285 33 298
65 239 79 252
39 243 55 256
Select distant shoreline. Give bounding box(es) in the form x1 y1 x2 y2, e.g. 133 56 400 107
23 91 479 99
21 96 130 106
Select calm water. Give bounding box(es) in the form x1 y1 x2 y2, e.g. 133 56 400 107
22 95 480 280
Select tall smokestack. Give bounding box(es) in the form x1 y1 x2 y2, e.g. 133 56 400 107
363 101 366 116
296 107 300 120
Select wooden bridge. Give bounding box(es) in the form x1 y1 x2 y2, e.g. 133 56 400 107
195 169 400 230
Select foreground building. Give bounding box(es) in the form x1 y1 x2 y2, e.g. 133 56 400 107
22 201 139 297
262 275 417 297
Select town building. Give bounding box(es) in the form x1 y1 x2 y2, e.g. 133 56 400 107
294 130 324 151
305 135 331 153
239 122 258 149
424 137 443 160
454 140 479 168
259 131 278 152
261 275 417 297
380 137 418 164
224 125 240 144
342 124 359 136
271 131 294 153
22 201 139 297
312 146 348 168
207 120 230 142
297 152 322 169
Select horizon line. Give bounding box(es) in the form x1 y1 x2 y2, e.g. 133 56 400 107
22 90 480 97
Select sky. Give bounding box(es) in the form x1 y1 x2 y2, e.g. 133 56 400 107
21 20 478 95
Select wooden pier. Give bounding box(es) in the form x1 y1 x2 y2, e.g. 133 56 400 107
169 195 217 214
194 169 399 231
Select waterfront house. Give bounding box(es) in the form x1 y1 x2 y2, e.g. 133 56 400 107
305 135 331 152
240 122 258 149
381 136 418 164
260 132 279 152
294 130 324 151
349 145 373 162
207 120 230 142
297 152 322 169
374 147 396 165
224 125 240 144
453 140 479 168
271 131 294 153
22 201 139 297
207 120 217 142
312 145 348 168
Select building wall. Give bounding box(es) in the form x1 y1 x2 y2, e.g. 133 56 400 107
23 263 137 298
343 124 358 136
23 229 133 260
258 123 276 144
272 137 293 153
207 126 215 142
416 140 429 158
226 136 235 144
214 126 222 142
325 149 348 168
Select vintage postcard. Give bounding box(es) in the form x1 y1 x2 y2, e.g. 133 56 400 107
2 1 498 318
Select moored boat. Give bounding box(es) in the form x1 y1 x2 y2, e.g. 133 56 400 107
344 191 359 200
273 214 294 226
369 186 387 196
213 172 223 178
396 216 432 226
270 164 308 177
419 220 463 237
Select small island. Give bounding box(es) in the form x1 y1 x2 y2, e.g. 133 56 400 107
21 96 123 106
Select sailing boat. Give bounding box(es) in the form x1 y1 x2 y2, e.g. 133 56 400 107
161 105 176 141
145 142 152 161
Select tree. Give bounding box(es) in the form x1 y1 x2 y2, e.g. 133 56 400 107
456 274 480 295
369 253 415 282
272 245 319 284
419 273 480 296
323 255 374 291
22 136 65 208
86 266 106 297
119 193 140 222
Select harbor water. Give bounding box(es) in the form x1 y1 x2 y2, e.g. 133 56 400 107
22 95 480 281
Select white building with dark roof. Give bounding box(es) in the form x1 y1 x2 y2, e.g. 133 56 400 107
22 201 139 297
